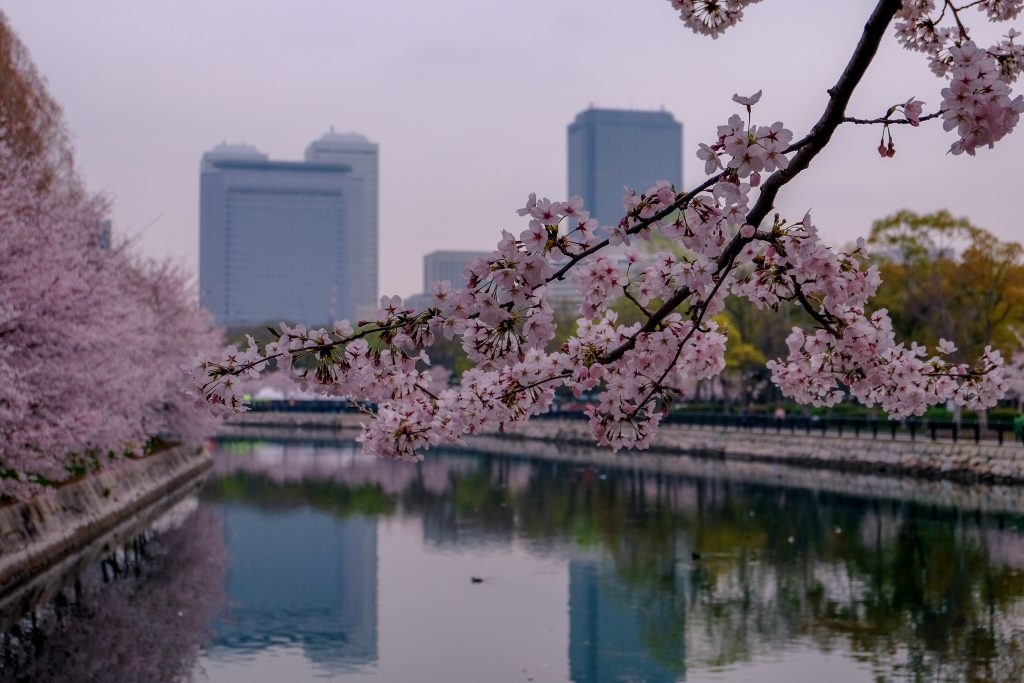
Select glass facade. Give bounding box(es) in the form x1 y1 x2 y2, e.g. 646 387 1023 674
422 250 490 293
199 137 378 328
568 108 683 231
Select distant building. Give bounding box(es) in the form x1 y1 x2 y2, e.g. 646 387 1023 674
97 218 112 250
199 133 378 328
568 108 683 230
547 251 640 317
423 250 489 292
305 129 379 318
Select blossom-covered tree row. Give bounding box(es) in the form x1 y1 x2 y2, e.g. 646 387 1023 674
0 12 220 499
194 0 1023 460
0 145 220 499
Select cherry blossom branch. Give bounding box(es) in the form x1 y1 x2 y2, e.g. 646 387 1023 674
500 372 571 402
789 276 840 336
601 0 903 366
414 383 440 401
200 315 424 393
945 0 971 39
627 329 695 421
751 0 904 224
622 287 655 318
626 250 739 418
190 0 1020 460
548 173 722 283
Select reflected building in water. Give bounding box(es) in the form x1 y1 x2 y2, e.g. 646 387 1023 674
211 504 378 673
569 559 686 683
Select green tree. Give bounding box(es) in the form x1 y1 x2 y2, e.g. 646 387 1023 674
0 10 73 180
868 210 1024 363
714 313 767 408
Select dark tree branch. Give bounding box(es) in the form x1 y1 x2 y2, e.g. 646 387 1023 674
622 287 654 318
599 0 903 365
547 173 722 283
790 276 840 336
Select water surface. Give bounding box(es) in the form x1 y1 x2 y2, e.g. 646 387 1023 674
7 438 1024 683
196 440 1024 682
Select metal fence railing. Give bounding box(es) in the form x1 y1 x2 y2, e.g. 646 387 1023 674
247 400 1024 447
537 410 1024 446
249 399 363 414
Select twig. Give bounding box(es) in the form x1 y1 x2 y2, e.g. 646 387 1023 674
547 173 721 283
790 276 840 336
842 110 944 125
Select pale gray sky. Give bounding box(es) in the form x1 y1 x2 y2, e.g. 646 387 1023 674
5 0 1021 298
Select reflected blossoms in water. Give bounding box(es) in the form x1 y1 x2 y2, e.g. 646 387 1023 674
6 439 1024 682
199 440 1024 682
1 505 228 683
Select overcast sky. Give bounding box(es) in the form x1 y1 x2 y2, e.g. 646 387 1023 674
4 0 1021 298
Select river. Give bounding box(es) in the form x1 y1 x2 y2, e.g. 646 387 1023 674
4 437 1024 682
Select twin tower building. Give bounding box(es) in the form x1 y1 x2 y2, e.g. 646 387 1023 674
199 130 379 328
199 109 681 329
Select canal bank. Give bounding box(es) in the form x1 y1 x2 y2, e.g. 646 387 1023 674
221 411 1024 486
0 445 212 625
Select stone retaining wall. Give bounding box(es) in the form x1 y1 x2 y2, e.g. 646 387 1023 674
454 435 1024 516
0 446 212 606
501 419 1024 485
223 411 1024 485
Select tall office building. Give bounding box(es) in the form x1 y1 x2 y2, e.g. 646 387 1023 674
567 108 683 229
305 129 379 316
199 133 378 328
422 250 490 292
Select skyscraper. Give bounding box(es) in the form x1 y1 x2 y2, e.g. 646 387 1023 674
567 108 683 230
422 250 490 293
199 133 378 328
305 129 379 317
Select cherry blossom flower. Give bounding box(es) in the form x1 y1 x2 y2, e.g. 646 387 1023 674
732 90 763 107
189 0 1019 465
903 97 925 125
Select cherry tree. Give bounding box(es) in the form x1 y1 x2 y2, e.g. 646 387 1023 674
120 259 222 445
0 144 219 499
194 0 1022 460
0 12 221 499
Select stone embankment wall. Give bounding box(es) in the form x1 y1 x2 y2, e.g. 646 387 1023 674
457 434 1024 516
499 419 1024 485
0 446 212 604
223 411 1024 485
220 411 362 442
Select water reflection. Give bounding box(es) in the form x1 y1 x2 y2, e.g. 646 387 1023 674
0 503 228 683
212 506 377 673
569 559 684 683
204 439 1024 682
9 439 1024 681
